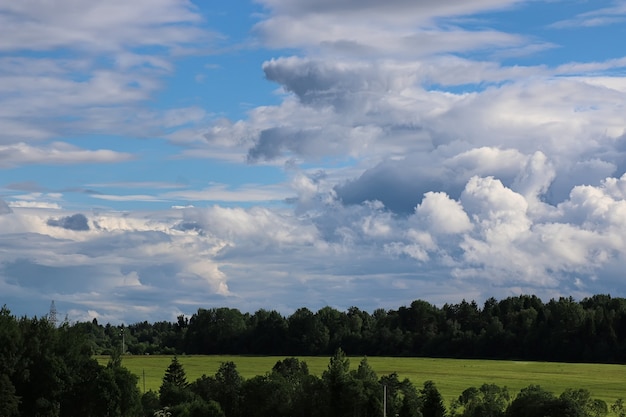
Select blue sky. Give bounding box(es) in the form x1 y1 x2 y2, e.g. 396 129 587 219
2 0 626 324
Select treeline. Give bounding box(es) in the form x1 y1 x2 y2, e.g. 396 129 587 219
1 305 624 417
0 306 142 417
148 351 621 417
82 294 626 362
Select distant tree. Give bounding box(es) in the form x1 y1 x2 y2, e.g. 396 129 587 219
350 357 383 417
504 385 597 417
380 373 404 417
14 316 63 417
559 389 607 417
420 380 446 417
317 306 350 352
379 371 422 417
288 308 330 355
184 308 246 354
247 309 288 354
189 374 217 404
160 357 191 407
213 361 243 417
107 358 143 416
0 373 19 417
454 384 510 417
611 399 626 417
322 348 354 417
270 358 325 417
141 390 160 417
187 398 224 417
398 381 423 417
0 307 20 417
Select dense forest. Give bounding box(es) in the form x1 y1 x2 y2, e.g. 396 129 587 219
1 303 623 417
80 294 626 363
5 294 626 416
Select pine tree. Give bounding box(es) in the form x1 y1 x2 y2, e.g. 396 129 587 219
159 357 190 407
421 380 446 417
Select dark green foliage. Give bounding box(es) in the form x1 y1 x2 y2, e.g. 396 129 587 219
188 398 225 417
380 372 405 417
288 307 330 355
2 307 615 417
612 399 626 417
322 348 353 417
212 361 242 417
270 357 326 417
160 357 192 407
48 293 626 363
107 359 143 416
420 380 446 417
0 306 20 417
351 357 384 417
559 389 608 417
189 374 216 404
247 309 288 353
505 385 608 417
0 373 19 417
169 398 224 417
0 306 143 417
184 308 246 354
141 390 160 417
453 384 510 417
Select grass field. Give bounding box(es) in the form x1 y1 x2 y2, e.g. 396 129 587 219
96 355 626 406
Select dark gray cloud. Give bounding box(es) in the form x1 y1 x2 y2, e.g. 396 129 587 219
335 157 463 213
264 58 372 107
47 213 90 231
247 127 326 162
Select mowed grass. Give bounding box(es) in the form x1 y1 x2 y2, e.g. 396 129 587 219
96 355 626 406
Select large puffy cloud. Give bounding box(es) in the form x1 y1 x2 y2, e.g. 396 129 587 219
164 1 626 321
415 192 472 235
0 206 230 323
205 56 626 213
5 173 626 323
165 0 626 316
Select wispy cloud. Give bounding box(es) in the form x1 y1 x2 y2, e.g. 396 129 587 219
0 142 134 168
549 2 626 28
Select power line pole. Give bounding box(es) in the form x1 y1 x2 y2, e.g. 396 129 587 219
120 325 125 354
383 384 387 417
48 300 58 327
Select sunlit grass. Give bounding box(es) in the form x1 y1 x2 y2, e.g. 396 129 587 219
96 355 626 406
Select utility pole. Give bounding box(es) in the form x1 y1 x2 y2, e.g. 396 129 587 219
120 325 125 354
383 384 387 417
48 300 58 327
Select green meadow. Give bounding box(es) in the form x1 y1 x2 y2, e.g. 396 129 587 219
97 355 626 406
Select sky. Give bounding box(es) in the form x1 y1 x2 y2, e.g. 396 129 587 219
2 0 626 324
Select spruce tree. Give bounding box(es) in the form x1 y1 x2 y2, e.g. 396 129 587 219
421 380 446 417
159 356 190 407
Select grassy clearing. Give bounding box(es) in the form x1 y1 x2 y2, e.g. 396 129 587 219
96 355 626 406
